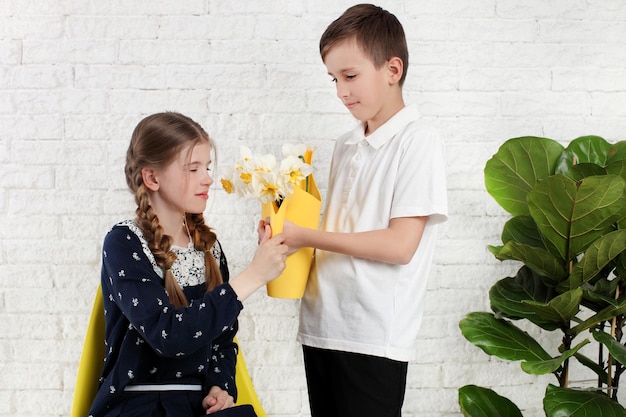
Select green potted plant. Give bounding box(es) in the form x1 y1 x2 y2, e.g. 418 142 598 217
458 135 626 416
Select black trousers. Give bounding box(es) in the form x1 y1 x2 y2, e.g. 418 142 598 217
302 345 408 417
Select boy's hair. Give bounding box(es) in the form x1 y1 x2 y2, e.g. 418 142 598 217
125 112 222 308
320 4 409 86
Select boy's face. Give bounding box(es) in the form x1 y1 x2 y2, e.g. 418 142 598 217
324 38 397 126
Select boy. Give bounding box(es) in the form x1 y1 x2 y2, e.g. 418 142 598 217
281 4 448 417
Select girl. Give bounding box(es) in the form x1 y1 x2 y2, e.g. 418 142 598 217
89 112 288 417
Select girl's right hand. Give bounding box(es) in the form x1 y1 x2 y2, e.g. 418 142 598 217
251 224 288 283
229 224 288 301
256 218 269 245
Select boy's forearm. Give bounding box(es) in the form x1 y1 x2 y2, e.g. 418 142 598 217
301 216 427 265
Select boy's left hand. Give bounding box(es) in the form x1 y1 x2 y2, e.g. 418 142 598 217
280 220 300 255
259 218 299 255
203 386 234 414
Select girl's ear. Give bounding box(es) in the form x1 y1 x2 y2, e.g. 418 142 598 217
141 167 160 191
387 56 404 85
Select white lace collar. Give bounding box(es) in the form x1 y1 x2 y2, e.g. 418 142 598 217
117 219 221 288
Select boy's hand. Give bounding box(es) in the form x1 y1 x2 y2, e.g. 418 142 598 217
281 220 302 255
259 218 298 255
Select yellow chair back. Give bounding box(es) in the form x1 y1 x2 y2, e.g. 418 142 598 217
71 285 267 417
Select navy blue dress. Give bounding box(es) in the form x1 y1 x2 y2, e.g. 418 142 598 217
89 220 242 417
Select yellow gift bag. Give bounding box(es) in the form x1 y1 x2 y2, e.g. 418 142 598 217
262 166 321 299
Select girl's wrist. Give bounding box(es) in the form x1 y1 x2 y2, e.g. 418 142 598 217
229 268 263 301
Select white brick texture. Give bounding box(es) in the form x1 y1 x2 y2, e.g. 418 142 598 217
1 1 626 416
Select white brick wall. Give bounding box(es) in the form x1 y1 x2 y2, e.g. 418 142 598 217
1 1 626 416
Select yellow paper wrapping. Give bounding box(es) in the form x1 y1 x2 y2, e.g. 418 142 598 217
71 285 268 416
262 172 321 299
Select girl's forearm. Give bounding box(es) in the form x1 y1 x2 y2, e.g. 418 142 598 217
228 267 265 301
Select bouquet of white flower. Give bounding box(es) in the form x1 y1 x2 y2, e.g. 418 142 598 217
220 144 321 299
220 144 314 207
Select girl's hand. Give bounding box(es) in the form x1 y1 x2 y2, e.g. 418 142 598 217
202 386 234 414
250 224 288 283
257 218 269 245
229 224 288 301
259 218 300 255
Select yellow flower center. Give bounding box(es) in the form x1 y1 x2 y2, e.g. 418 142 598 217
289 169 302 184
240 172 252 185
261 183 279 199
221 179 233 194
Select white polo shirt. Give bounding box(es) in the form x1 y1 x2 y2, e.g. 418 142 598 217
297 105 448 361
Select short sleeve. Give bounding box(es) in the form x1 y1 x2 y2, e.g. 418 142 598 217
391 126 448 224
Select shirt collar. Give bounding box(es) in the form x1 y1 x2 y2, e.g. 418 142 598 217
344 104 421 149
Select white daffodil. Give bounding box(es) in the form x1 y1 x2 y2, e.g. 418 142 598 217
282 143 308 159
220 144 314 205
251 153 277 174
220 165 248 197
280 155 313 193
239 146 253 162
251 170 283 204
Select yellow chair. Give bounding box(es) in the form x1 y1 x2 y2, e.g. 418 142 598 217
71 285 268 417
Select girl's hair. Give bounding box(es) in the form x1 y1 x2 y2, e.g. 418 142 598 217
319 4 409 86
125 112 222 308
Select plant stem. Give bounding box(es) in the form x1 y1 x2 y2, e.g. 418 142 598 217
598 322 605 389
561 332 572 388
608 286 621 397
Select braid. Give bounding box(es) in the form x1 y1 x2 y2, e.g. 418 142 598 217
187 213 222 290
136 185 188 309
124 112 219 308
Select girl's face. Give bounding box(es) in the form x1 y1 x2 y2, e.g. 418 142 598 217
154 141 214 216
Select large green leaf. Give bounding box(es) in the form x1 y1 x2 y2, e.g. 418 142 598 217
565 163 606 181
485 137 564 216
500 215 563 258
490 267 576 330
569 230 626 289
585 278 622 307
459 312 551 362
570 297 626 336
458 385 523 417
617 252 626 277
606 159 626 182
543 384 626 417
607 141 626 165
592 329 626 367
521 339 589 375
574 351 608 384
515 287 582 327
555 135 612 175
527 174 626 261
501 215 545 248
492 241 567 284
